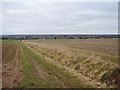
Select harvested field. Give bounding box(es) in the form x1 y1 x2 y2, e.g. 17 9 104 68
2 39 120 88
2 40 22 88
24 39 119 87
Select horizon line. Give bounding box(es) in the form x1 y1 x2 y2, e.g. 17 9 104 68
1 33 119 36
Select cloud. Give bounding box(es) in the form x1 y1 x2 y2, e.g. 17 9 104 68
3 9 30 15
2 2 118 34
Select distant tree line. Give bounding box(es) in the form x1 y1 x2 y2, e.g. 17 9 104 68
1 34 120 40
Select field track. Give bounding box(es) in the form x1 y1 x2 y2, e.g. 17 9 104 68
20 43 100 88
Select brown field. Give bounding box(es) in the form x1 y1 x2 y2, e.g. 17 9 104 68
2 41 22 88
2 39 120 88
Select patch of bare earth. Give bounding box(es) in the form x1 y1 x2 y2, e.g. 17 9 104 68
2 45 23 88
31 58 48 79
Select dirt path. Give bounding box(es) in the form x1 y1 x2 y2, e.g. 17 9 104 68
31 58 48 79
2 45 22 88
21 44 67 88
31 57 66 88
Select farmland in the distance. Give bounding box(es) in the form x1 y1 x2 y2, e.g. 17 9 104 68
2 39 120 88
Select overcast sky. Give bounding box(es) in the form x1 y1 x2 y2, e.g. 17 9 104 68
2 2 118 35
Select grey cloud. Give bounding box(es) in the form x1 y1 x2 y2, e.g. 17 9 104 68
2 2 118 34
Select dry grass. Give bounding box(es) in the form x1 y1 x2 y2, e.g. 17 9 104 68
24 39 119 87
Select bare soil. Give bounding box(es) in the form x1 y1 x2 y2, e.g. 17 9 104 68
2 44 23 88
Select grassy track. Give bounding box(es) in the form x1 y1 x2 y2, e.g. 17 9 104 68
20 43 96 88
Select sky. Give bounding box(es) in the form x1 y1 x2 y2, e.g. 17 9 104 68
1 1 118 35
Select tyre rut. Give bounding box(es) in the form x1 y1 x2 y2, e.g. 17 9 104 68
22 45 67 88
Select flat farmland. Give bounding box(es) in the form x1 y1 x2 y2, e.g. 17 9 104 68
2 39 120 88
2 40 22 88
